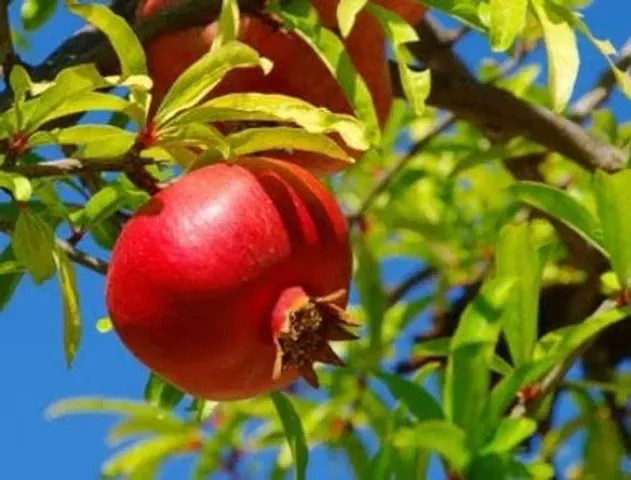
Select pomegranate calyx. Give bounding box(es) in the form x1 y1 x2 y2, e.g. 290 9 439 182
272 289 358 388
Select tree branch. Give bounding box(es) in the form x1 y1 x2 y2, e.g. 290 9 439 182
0 0 16 78
397 18 627 173
56 239 109 275
2 156 157 177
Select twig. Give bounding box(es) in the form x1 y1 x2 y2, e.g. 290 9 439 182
0 0 16 78
510 300 618 419
2 156 157 178
56 239 109 275
386 267 436 306
570 38 631 122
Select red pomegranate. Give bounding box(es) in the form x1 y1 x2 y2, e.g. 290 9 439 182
136 0 426 172
105 157 356 400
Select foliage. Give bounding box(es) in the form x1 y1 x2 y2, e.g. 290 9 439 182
2 0 631 478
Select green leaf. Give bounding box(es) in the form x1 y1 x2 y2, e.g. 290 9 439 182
50 125 136 159
183 92 369 151
32 92 144 131
80 185 125 229
354 237 386 356
444 277 515 443
66 0 147 79
467 454 532 480
102 433 196 477
375 371 444 422
583 408 624 479
337 0 368 37
0 172 32 202
46 396 185 422
481 417 537 454
155 41 271 126
419 0 486 30
484 357 556 434
271 0 380 143
144 373 186 411
509 181 607 257
227 127 354 165
0 246 25 313
21 0 57 30
12 207 56 284
531 0 579 111
53 247 82 368
107 416 197 446
10 65 33 101
489 0 527 51
593 170 631 289
270 392 309 480
414 337 514 376
22 65 110 131
212 0 240 50
393 421 471 471
367 4 430 116
495 222 542 366
0 260 25 275
547 302 631 359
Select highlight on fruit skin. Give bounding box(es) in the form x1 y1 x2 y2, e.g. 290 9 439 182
106 157 357 401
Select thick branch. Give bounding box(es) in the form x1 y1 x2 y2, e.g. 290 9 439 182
399 19 627 173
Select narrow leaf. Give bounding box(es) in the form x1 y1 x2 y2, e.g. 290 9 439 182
12 208 56 284
155 41 271 126
54 246 82 368
270 391 309 480
375 371 444 422
337 0 368 37
593 170 631 289
509 181 607 256
67 0 147 79
495 222 541 366
227 127 353 166
271 0 380 143
532 0 579 111
393 421 471 471
489 0 528 51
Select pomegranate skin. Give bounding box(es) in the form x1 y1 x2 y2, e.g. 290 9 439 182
106 157 352 400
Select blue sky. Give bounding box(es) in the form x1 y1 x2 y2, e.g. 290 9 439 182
1 1 630 479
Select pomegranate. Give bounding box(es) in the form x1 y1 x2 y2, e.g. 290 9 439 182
106 157 357 400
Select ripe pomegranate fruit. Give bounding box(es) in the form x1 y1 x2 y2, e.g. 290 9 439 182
138 0 427 124
106 157 357 400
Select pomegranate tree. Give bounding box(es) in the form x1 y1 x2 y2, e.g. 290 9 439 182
106 157 357 400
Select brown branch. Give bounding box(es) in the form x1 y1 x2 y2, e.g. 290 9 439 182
510 300 618 419
386 267 436 306
0 0 16 78
56 239 109 275
2 156 156 177
399 18 627 173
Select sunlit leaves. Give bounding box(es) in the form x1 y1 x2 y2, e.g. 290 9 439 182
270 0 380 143
155 41 272 126
21 0 57 30
593 169 631 290
495 222 542 366
488 0 528 51
531 0 580 111
66 0 148 79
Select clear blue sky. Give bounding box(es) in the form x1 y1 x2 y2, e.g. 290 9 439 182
1 1 630 479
